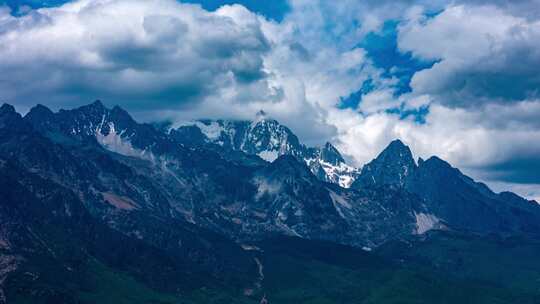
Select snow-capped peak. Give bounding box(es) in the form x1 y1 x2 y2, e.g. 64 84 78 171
173 115 360 188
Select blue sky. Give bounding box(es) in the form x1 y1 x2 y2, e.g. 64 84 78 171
1 0 290 19
0 0 539 200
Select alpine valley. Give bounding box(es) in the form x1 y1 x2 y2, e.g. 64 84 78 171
1 101 540 304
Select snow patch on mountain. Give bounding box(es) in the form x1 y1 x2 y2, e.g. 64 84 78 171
329 190 352 219
329 190 352 209
258 150 279 162
102 192 139 210
319 160 359 188
414 212 440 234
339 175 355 188
194 121 223 141
275 214 302 237
96 122 141 157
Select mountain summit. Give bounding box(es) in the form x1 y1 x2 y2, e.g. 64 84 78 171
172 116 360 187
352 139 416 189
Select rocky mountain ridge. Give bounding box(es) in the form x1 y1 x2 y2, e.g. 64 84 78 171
171 113 360 188
13 101 540 243
1 101 540 303
352 139 540 235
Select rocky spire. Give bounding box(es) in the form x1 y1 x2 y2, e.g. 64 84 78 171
319 142 345 165
352 139 416 189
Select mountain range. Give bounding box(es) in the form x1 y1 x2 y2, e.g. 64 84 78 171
1 101 539 303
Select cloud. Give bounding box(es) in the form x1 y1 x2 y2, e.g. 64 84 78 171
0 0 381 145
398 4 540 107
0 0 272 111
358 89 400 114
455 0 540 21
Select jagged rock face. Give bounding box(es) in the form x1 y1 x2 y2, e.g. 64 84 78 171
25 100 181 158
306 142 359 188
352 139 416 189
408 156 540 235
352 140 540 237
172 117 360 188
172 118 304 161
319 142 345 165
